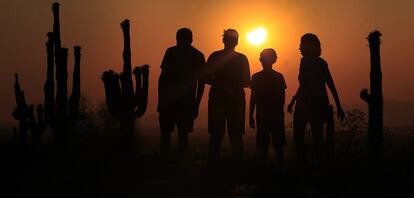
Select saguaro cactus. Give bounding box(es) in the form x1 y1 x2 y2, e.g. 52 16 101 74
101 19 149 144
11 3 82 149
12 74 30 147
49 3 81 148
360 31 383 172
12 74 47 149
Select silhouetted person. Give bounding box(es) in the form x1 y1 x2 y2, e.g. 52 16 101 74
287 33 345 167
249 48 286 168
158 28 205 157
205 29 250 161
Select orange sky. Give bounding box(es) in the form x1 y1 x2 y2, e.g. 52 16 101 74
1 0 414 125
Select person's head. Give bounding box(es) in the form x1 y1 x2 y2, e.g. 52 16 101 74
222 29 239 49
260 48 277 69
176 28 193 46
300 33 321 57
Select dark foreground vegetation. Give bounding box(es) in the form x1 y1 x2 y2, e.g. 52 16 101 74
1 108 413 198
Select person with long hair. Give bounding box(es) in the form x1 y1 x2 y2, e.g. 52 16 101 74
288 33 345 167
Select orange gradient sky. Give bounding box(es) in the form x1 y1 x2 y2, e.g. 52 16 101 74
1 0 414 124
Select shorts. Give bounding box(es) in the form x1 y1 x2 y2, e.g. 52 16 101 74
208 91 246 134
159 109 194 133
256 116 286 147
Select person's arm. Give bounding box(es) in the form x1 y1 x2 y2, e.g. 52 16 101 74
249 89 256 129
325 65 345 120
158 49 170 113
203 54 214 86
249 78 256 129
194 55 206 118
241 55 251 88
287 86 300 114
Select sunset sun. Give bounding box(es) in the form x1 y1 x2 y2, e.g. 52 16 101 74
246 27 267 46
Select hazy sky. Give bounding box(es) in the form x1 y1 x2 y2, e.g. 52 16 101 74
1 0 413 124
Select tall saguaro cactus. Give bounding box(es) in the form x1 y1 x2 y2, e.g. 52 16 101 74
360 31 383 173
44 3 81 148
11 2 82 149
101 19 149 144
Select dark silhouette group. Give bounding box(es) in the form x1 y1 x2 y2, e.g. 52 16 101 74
158 28 345 168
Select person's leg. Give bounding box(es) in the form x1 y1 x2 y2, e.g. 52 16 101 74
275 145 284 167
229 132 244 161
177 130 189 155
208 95 226 161
310 117 325 167
227 93 245 161
256 125 270 165
159 113 175 157
273 118 286 167
177 111 194 156
208 133 224 161
293 110 308 165
325 105 335 162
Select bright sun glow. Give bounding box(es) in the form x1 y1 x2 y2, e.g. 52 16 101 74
246 27 267 46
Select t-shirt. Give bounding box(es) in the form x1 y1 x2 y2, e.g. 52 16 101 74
251 70 287 118
158 45 205 112
296 56 332 107
205 49 250 96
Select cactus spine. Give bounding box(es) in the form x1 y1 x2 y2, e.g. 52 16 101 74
101 19 149 145
360 31 383 172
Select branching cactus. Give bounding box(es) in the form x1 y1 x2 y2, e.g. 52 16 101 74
11 3 82 150
360 30 383 172
12 74 47 149
101 19 149 144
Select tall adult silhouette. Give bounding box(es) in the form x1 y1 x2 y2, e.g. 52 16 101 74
158 28 205 157
287 33 345 166
205 29 250 161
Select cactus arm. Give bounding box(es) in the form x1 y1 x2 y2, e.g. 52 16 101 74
55 48 68 128
133 66 142 106
101 71 122 119
360 89 370 103
12 74 29 146
44 32 55 127
69 46 81 127
52 3 61 51
135 65 149 118
12 74 29 121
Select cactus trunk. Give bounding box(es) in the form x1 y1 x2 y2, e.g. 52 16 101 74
360 31 383 173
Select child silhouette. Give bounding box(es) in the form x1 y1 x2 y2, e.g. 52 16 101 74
249 48 286 167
